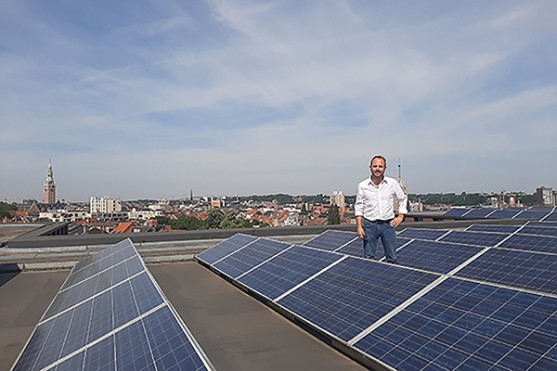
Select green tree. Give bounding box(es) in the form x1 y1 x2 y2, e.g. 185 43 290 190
206 209 225 229
171 215 205 230
0 202 17 218
155 216 172 226
327 204 340 225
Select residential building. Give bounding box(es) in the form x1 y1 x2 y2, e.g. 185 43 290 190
536 186 555 206
90 196 122 214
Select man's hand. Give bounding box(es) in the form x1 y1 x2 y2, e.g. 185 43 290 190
390 215 404 228
357 225 366 239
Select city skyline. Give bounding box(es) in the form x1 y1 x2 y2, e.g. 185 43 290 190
1 1 556 201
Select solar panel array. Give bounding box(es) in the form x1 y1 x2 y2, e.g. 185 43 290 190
196 222 557 370
13 239 214 371
443 206 556 221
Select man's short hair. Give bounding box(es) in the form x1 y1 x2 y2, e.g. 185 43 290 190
370 155 387 166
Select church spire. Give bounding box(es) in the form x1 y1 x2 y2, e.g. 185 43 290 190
43 159 56 204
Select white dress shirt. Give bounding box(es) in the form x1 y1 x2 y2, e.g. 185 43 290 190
355 176 408 221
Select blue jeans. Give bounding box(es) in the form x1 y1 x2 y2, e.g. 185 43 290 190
362 218 398 263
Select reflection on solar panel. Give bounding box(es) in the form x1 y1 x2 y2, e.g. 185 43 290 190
456 248 557 295
354 278 557 370
487 208 523 219
398 228 449 240
519 225 557 237
277 258 438 342
442 208 469 217
335 236 414 259
396 240 482 274
462 208 495 218
498 234 557 253
237 245 342 300
13 239 213 371
466 224 521 234
196 233 258 265
213 238 292 278
438 230 508 247
302 229 357 251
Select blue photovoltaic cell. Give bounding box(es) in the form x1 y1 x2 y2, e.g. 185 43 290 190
528 220 557 227
44 255 145 320
71 239 135 273
237 245 342 300
83 335 116 371
143 306 209 370
62 245 137 290
466 224 521 234
438 230 508 247
462 208 496 219
50 305 211 371
397 228 449 241
542 212 557 222
396 240 482 274
498 234 557 253
514 207 553 221
442 208 470 217
303 230 358 251
277 258 439 342
196 234 258 265
456 249 557 295
15 272 165 371
518 225 557 237
354 278 557 370
487 208 524 219
335 237 412 259
213 238 292 278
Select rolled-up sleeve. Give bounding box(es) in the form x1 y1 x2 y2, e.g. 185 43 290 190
395 182 408 214
355 183 365 216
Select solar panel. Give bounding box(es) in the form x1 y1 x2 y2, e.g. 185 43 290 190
461 208 495 219
514 207 553 221
196 232 557 370
396 240 482 274
487 208 523 219
397 228 449 240
466 224 521 234
43 255 145 320
303 229 358 251
438 230 509 247
518 225 557 237
498 234 557 253
213 238 292 278
277 257 439 342
195 233 258 265
456 248 557 295
237 245 342 300
353 278 557 370
542 212 557 222
442 208 469 218
528 220 557 227
334 236 412 259
13 239 214 371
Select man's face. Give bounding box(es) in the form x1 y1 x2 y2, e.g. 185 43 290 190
370 158 386 178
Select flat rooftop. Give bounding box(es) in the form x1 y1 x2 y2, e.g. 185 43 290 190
0 261 367 371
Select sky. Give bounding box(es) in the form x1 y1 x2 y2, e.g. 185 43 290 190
1 0 556 202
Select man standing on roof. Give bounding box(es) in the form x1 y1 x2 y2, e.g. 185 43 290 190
355 155 407 263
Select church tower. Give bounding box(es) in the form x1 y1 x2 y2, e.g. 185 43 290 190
43 160 56 204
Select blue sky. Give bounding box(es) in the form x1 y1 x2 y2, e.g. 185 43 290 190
1 0 556 201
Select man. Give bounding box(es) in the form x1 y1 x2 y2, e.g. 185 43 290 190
355 155 407 263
